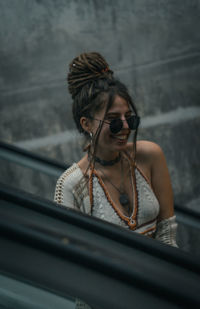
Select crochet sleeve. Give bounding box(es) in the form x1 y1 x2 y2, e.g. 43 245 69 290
154 215 178 247
54 167 79 210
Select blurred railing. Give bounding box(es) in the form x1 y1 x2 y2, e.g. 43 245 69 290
0 182 200 308
0 140 199 230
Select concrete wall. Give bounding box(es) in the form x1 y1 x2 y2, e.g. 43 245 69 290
0 1 200 252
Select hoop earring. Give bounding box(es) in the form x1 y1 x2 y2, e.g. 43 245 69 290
89 132 93 139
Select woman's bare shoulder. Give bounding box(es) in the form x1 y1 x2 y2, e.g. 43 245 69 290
127 140 163 163
137 140 163 155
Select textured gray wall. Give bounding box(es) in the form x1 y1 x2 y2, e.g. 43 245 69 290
0 1 200 252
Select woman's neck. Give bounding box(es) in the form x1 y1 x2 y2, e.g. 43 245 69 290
95 148 120 162
87 148 121 168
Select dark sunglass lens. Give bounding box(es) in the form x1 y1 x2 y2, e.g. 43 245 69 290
127 115 140 130
110 119 123 134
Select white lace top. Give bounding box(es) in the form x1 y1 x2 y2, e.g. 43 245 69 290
54 163 160 236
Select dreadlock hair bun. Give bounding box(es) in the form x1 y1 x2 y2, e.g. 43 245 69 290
68 52 113 99
67 52 115 135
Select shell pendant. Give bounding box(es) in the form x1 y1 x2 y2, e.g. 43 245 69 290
119 194 129 206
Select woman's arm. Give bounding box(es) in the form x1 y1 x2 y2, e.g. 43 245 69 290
149 142 178 247
54 171 75 207
136 141 178 247
150 142 174 220
54 165 81 210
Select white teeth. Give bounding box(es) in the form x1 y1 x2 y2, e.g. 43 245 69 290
115 135 127 140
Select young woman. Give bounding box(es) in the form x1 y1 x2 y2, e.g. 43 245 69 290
54 52 178 247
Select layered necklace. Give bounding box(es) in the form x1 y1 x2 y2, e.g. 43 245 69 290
97 155 131 209
89 152 138 229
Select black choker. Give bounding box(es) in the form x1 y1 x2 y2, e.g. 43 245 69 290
93 153 121 166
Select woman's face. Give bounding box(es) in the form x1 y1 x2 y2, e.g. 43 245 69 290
91 95 132 156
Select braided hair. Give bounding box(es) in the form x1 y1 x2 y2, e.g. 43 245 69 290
67 52 139 167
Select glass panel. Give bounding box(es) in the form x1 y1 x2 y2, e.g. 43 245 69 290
0 158 58 201
0 273 75 309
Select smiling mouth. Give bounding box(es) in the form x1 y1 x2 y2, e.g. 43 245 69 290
112 135 128 141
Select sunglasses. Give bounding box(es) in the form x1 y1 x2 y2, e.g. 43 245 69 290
92 115 140 134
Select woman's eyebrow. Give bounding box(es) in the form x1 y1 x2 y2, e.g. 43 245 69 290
106 112 120 116
106 111 132 116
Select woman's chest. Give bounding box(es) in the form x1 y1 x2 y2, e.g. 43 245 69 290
102 172 134 217
91 168 160 229
95 165 134 216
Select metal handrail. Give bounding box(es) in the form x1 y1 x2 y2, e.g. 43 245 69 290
0 141 68 177
0 182 200 273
